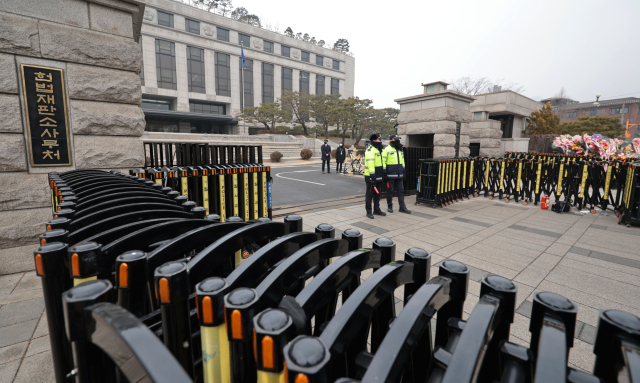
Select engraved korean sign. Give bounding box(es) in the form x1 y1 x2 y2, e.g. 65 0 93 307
20 65 72 166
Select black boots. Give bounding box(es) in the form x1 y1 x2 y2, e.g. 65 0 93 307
399 206 411 214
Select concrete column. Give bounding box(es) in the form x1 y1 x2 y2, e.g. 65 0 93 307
309 72 316 95
204 49 215 96
174 42 189 111
292 70 300 92
254 60 262 107
142 35 157 88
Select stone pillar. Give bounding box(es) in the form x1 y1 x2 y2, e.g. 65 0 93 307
0 0 146 275
395 83 474 158
468 120 503 157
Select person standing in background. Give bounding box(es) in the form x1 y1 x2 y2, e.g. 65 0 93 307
364 133 386 219
321 139 331 174
382 134 411 214
335 142 346 174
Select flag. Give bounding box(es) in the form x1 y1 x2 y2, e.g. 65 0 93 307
240 43 245 70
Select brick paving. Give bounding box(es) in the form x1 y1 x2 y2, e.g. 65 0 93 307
1 196 639 380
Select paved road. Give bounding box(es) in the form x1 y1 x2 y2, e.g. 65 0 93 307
271 164 365 206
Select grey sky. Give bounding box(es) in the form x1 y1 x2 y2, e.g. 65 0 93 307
232 0 640 108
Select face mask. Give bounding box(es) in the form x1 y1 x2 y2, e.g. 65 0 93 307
340 144 343 146
391 140 401 148
372 141 383 150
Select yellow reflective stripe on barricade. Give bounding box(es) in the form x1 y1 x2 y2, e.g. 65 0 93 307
436 162 442 196
516 162 523 192
155 178 163 185
469 160 474 190
181 177 188 197
499 161 505 192
202 325 222 383
257 371 285 383
456 161 461 191
203 175 210 214
219 175 226 222
579 164 588 199
253 173 259 219
243 173 249 221
232 174 239 217
218 324 231 383
556 162 565 196
235 250 243 268
484 160 490 187
462 161 467 189
535 162 542 194
73 276 97 286
262 172 268 217
604 165 612 200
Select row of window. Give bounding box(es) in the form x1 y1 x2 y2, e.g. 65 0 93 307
155 10 341 70
153 39 340 104
561 106 634 119
142 97 227 116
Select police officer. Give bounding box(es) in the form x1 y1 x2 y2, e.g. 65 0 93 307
321 139 331 174
364 133 386 219
382 134 411 214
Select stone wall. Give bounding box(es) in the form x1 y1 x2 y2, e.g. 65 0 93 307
0 0 146 275
469 120 503 157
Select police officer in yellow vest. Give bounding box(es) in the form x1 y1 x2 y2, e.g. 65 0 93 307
382 134 411 214
364 133 386 219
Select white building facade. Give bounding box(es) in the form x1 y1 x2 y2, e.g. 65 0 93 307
139 0 355 135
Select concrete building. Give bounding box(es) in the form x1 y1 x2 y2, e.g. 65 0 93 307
139 0 355 135
469 91 542 153
555 97 640 137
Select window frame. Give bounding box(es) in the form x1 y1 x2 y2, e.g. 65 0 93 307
239 33 251 47
157 11 174 28
563 111 577 118
263 40 273 53
215 52 231 97
189 100 225 115
610 107 629 115
187 46 205 93
185 18 200 35
281 45 290 57
299 71 310 93
282 67 293 92
330 78 339 95
316 55 324 66
262 63 274 104
217 27 229 42
155 39 177 90
332 59 339 70
301 51 310 62
316 74 325 95
240 58 254 108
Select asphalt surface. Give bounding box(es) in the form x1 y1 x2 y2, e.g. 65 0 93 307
271 164 365 206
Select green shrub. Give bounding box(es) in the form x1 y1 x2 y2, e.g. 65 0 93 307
300 148 313 160
270 151 284 162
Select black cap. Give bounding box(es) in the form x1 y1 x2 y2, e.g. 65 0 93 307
369 133 381 141
389 134 400 141
323 139 328 142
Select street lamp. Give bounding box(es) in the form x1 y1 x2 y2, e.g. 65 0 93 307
593 93 601 116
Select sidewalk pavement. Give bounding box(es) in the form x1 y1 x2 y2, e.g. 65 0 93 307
1 196 639 380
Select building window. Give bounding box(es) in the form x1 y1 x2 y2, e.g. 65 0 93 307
240 58 254 108
281 45 290 57
316 75 325 95
262 63 274 104
299 71 309 93
189 100 225 115
217 27 229 42
141 97 173 110
473 112 484 120
146 122 179 133
239 33 251 47
316 55 324 66
215 52 231 97
282 67 293 92
264 41 273 53
301 51 310 62
157 11 174 28
563 111 577 118
585 110 596 117
330 78 339 95
610 107 629 115
155 39 177 90
332 59 339 70
187 46 205 93
185 19 200 34
139 38 144 86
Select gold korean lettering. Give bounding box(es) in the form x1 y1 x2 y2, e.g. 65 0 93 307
43 150 60 160
34 72 52 82
39 117 57 127
35 82 53 94
38 105 56 115
37 94 55 104
40 129 60 138
42 140 59 149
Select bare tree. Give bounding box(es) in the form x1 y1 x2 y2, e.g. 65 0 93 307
555 87 570 99
217 0 233 16
448 76 525 95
